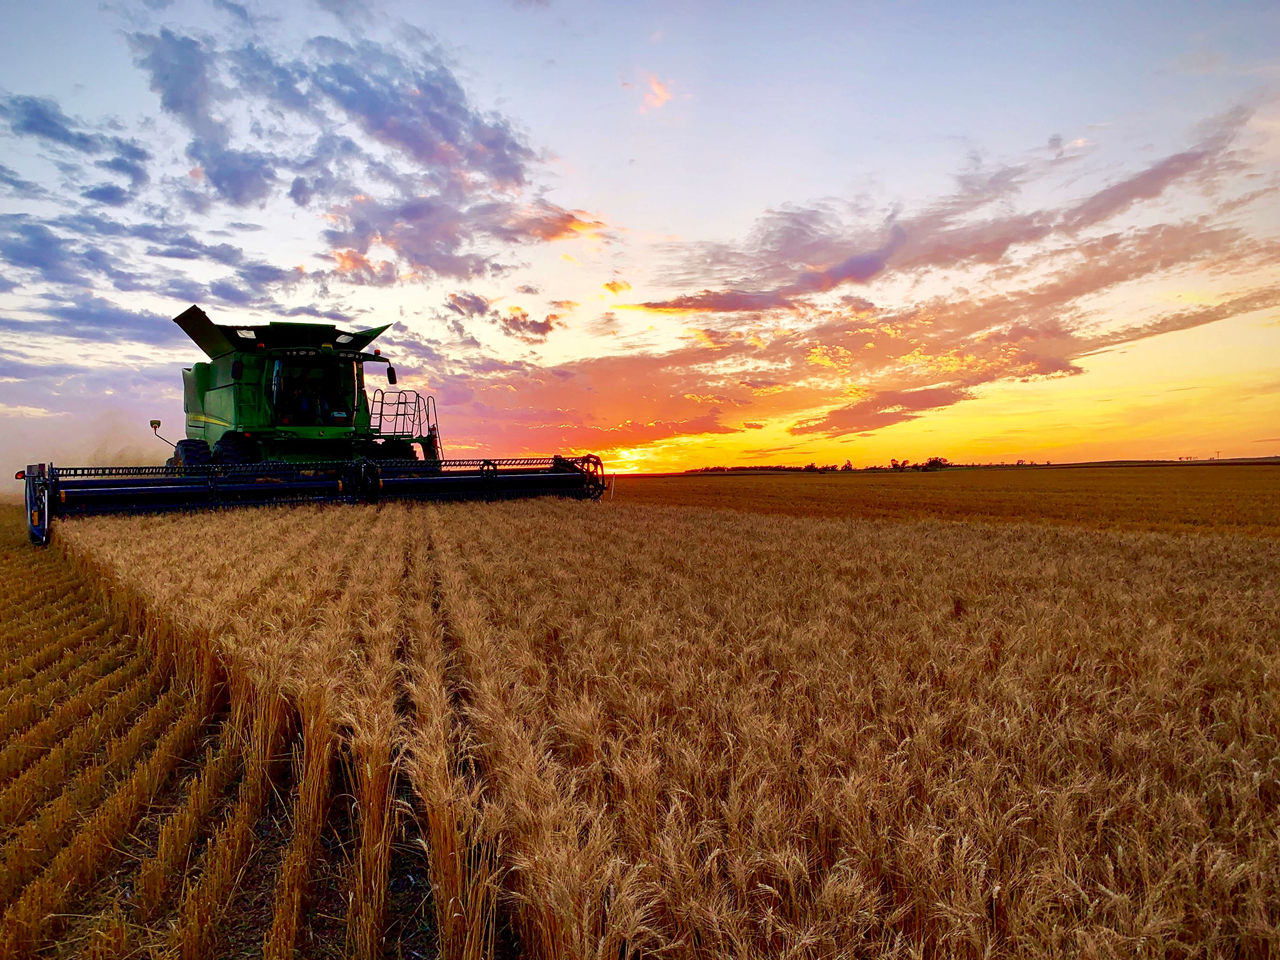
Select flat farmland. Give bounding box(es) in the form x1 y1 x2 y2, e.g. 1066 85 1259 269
0 464 1276 958
614 465 1280 535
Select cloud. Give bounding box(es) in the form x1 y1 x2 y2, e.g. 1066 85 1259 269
0 218 91 286
301 36 534 189
128 31 224 142
95 155 150 191
0 95 106 152
272 302 356 321
211 0 256 25
497 307 563 343
1085 284 1280 353
0 25 596 318
321 194 599 280
126 27 542 215
0 295 179 345
128 30 283 207
640 75 672 112
479 200 607 242
636 288 798 314
313 0 374 23
647 111 1255 317
321 248 398 285
1061 106 1250 231
188 142 278 206
586 311 618 335
603 279 631 295
0 164 45 200
739 378 786 392
411 121 1272 459
790 386 971 436
445 291 492 317
0 403 71 419
640 226 905 313
80 184 132 206
0 95 151 203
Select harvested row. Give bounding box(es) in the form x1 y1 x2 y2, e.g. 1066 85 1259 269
264 686 335 960
0 665 167 836
0 638 130 743
0 693 209 957
0 509 217 959
0 608 110 690
0 677 180 910
134 737 241 922
0 624 117 713
0 565 89 626
166 694 289 959
0 651 150 786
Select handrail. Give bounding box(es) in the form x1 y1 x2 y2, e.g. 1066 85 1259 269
370 389 429 435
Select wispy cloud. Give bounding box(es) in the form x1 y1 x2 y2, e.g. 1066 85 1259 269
640 75 672 113
405 107 1278 457
639 107 1254 318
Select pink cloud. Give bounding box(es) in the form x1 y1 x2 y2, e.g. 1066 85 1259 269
641 75 672 112
386 108 1275 461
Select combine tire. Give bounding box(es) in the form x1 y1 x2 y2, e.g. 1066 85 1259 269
214 434 260 465
172 439 212 468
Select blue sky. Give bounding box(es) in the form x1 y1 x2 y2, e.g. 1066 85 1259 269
1 0 1277 471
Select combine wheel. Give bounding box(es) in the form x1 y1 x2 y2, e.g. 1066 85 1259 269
213 434 260 465
172 439 212 468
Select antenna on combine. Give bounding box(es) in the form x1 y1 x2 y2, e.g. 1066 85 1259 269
150 419 175 449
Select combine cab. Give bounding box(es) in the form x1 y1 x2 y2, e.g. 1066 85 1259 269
19 305 605 545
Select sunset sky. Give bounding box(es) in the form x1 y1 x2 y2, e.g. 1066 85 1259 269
1 0 1278 473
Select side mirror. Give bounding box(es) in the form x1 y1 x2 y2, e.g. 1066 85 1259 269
150 419 161 430
231 359 244 381
386 366 397 386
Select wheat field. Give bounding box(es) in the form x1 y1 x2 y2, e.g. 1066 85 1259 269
0 469 1277 958
616 465 1280 535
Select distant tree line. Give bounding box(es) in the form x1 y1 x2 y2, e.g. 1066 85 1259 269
687 456 961 474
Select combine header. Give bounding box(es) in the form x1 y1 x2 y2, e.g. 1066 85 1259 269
19 305 604 544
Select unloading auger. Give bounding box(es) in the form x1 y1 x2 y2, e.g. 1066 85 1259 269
19 305 605 545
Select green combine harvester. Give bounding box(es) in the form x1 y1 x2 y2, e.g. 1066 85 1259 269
20 305 604 545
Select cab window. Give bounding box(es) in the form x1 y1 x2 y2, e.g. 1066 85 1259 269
271 359 356 426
